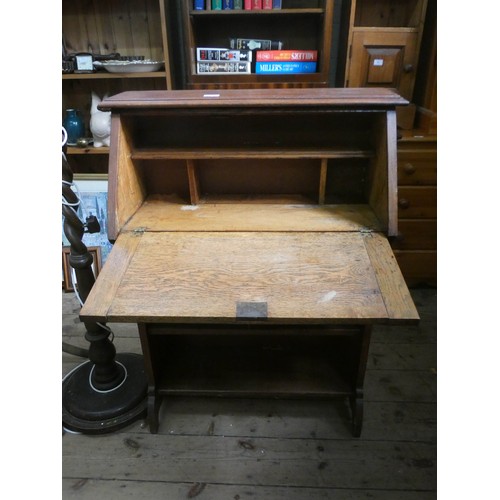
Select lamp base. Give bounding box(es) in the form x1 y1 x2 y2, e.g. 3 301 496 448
62 353 148 434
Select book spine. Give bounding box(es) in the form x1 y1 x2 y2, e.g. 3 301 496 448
256 50 318 62
197 48 253 61
263 0 272 8
229 38 283 50
212 0 222 9
252 0 262 8
206 0 212 10
234 0 243 8
194 0 205 9
244 0 252 9
222 0 233 8
197 61 252 74
272 0 282 8
255 61 317 74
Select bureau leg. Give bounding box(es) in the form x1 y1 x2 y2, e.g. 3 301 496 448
349 326 372 438
138 324 162 434
147 389 161 434
350 389 364 438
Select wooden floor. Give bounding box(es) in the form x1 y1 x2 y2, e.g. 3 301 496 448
62 287 436 499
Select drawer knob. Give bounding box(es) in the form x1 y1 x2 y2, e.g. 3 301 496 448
403 162 416 175
404 64 414 73
398 198 410 209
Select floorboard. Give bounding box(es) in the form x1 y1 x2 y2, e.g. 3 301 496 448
62 287 437 499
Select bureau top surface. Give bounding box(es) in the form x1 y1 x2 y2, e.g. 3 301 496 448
99 88 408 112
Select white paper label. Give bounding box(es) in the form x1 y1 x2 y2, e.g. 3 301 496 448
373 59 384 66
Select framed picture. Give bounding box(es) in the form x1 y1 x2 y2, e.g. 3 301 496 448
62 177 113 264
62 246 102 293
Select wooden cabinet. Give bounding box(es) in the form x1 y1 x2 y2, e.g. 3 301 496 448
343 0 428 103
62 0 174 175
179 0 335 89
391 131 437 286
80 88 418 437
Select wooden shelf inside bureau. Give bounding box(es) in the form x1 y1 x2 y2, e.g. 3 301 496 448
122 195 384 233
143 328 361 398
157 341 352 398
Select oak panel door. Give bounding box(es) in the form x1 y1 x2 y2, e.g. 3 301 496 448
347 31 419 100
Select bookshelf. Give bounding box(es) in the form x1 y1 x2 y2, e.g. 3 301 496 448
180 1 335 89
62 0 174 176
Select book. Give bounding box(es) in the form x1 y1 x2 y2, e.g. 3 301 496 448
244 0 252 8
194 0 205 9
273 0 282 8
255 61 317 74
197 61 252 74
212 0 222 9
256 50 318 62
234 0 243 8
263 0 272 8
252 0 262 8
229 38 283 50
222 0 233 8
197 47 253 62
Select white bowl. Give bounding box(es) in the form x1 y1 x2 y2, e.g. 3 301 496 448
93 60 164 73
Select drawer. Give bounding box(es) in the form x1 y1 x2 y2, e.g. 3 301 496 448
397 149 437 186
391 219 437 250
397 186 436 219
394 250 437 286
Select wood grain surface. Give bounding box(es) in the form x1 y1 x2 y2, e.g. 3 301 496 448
122 196 383 233
81 229 415 324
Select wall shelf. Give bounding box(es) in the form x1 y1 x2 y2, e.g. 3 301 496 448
63 72 167 80
66 146 110 155
189 8 325 16
62 0 174 176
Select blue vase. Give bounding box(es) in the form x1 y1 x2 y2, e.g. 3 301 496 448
63 109 85 146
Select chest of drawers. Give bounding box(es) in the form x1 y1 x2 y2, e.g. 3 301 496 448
393 133 437 286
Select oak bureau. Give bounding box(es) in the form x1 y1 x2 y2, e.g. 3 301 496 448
80 88 419 437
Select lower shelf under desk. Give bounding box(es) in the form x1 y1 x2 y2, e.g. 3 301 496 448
139 325 371 437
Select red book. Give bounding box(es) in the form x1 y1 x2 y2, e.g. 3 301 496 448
244 0 252 8
263 0 272 8
252 0 262 8
256 50 318 62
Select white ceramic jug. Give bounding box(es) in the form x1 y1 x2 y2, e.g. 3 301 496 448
90 92 111 147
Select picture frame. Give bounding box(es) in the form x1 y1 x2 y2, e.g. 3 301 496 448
62 246 102 293
62 177 113 264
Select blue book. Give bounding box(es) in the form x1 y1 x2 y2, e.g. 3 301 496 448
273 0 282 8
255 61 317 74
212 0 222 9
222 0 234 8
194 0 205 9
